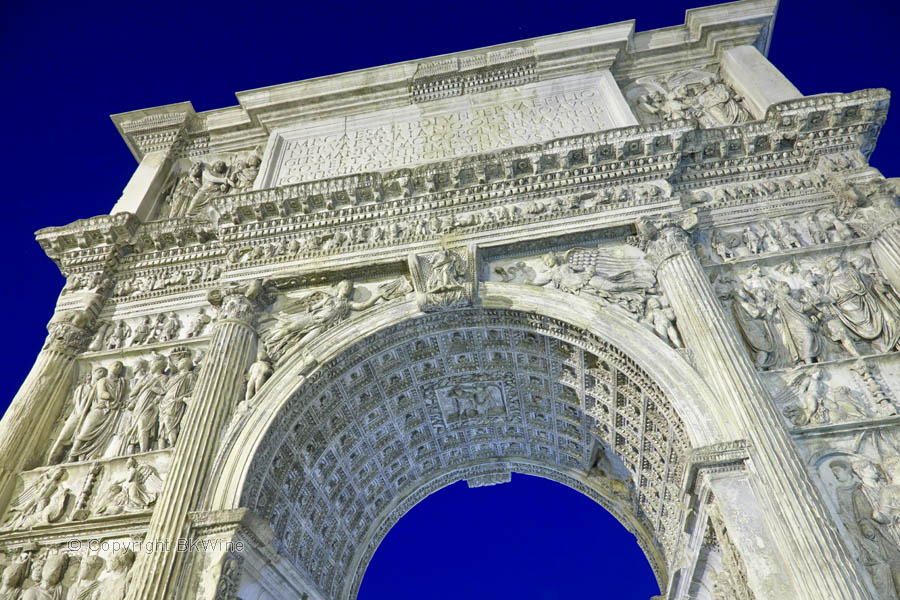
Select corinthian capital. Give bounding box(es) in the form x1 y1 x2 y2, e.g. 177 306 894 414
635 209 699 270
207 279 275 327
43 310 94 357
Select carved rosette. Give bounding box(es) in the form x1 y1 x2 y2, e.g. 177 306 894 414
407 246 474 312
42 310 94 357
635 210 699 271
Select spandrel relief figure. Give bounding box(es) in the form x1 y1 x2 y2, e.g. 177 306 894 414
641 296 683 348
825 257 900 352
0 559 26 599
527 251 586 293
123 356 167 454
69 362 127 462
261 280 393 367
95 550 134 600
244 349 273 403
67 555 103 600
22 554 68 600
158 354 196 449
48 373 93 465
525 249 655 319
3 468 68 529
94 458 163 515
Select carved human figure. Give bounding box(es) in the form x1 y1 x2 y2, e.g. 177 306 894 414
824 257 900 352
158 356 196 449
875 458 900 541
425 248 465 292
69 363 126 462
0 559 26 599
742 226 762 255
94 458 163 515
157 312 180 343
66 555 103 600
263 280 384 364
145 314 166 345
857 519 900 599
580 264 654 317
769 280 822 365
168 162 203 218
729 277 775 369
22 554 68 600
124 356 168 454
642 297 683 348
784 368 827 426
710 230 736 261
185 309 212 338
244 349 273 403
695 76 746 126
3 468 67 529
104 321 131 351
807 213 827 244
95 550 134 600
526 252 585 293
185 161 234 217
232 155 261 190
129 317 152 347
48 373 93 464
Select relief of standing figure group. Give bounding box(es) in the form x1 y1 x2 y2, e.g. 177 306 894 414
47 348 200 466
714 252 900 370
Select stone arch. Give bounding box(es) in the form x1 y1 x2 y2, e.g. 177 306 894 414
205 284 730 599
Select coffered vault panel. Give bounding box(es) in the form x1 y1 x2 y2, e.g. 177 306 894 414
239 309 689 599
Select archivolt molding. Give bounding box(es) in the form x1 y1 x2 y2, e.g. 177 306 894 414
205 284 726 599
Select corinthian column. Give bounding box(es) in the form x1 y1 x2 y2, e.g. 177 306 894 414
127 281 270 600
637 213 875 600
0 309 93 509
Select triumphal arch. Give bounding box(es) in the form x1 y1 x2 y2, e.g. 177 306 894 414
2 0 900 598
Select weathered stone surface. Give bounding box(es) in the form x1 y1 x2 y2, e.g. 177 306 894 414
3 1 900 599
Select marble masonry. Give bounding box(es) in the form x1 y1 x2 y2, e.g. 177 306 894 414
2 1 900 598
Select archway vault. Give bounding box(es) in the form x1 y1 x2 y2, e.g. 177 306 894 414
205 284 727 600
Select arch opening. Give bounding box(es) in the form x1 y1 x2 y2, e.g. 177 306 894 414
358 472 661 599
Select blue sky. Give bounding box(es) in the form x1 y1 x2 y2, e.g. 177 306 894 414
2 1 899 597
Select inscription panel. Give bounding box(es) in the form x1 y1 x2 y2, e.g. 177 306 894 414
260 72 626 185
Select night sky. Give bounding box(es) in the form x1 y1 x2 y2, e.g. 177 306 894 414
2 1 899 598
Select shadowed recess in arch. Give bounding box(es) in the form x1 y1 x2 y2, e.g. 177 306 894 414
359 474 660 599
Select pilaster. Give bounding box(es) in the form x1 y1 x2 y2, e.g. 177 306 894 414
638 213 875 600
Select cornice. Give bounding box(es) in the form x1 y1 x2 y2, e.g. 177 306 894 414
40 89 888 285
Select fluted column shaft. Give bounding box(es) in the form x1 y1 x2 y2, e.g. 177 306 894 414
643 217 873 599
871 218 900 293
127 288 262 600
0 312 92 510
